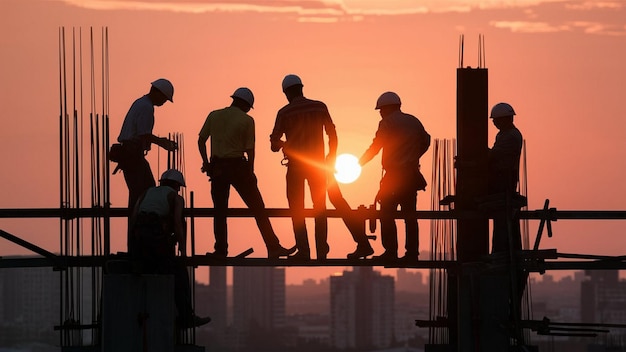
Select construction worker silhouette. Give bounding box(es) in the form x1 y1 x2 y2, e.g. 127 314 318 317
198 87 293 259
359 92 430 263
117 78 179 253
270 74 338 260
130 169 210 328
488 102 523 254
488 102 526 325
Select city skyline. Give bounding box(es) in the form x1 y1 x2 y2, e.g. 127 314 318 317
1 262 622 350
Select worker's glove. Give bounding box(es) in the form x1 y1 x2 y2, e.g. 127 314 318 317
201 161 213 178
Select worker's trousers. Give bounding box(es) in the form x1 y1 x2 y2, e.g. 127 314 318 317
121 152 155 253
210 157 281 256
378 169 420 257
286 163 328 259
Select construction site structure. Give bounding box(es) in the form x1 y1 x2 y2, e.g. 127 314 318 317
1 28 626 351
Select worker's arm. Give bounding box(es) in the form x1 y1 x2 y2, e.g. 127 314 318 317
141 134 177 151
198 134 211 174
246 148 255 173
198 115 212 174
246 117 256 172
359 119 386 166
269 114 285 152
325 120 338 170
325 118 338 160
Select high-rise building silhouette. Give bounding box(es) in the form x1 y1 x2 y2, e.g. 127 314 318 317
396 268 426 292
232 266 286 348
330 266 394 350
581 270 626 324
208 266 228 330
0 264 61 345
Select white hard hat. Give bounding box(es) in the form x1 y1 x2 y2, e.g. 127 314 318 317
490 102 516 118
282 74 303 92
375 91 401 110
160 169 186 187
151 78 174 102
231 87 255 108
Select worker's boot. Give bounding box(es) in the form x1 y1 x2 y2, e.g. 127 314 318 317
347 243 374 259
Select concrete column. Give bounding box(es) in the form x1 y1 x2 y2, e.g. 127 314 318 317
101 274 175 352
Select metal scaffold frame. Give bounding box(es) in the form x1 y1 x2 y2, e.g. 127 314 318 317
1 30 626 351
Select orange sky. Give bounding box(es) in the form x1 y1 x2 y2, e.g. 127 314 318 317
1 0 626 284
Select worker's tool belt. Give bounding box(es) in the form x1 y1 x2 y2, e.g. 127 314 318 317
109 141 146 168
381 166 427 194
108 143 124 163
210 156 247 163
209 156 249 178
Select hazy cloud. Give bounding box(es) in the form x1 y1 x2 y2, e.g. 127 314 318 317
570 21 626 36
565 1 624 10
490 20 570 33
58 0 626 35
57 0 562 15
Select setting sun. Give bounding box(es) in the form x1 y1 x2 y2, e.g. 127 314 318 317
334 153 362 184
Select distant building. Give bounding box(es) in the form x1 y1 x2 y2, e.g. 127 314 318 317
208 265 228 330
330 267 394 350
286 277 329 315
286 313 331 346
232 266 287 349
396 268 426 293
0 265 61 345
581 270 626 324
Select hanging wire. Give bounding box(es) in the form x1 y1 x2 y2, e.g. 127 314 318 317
519 140 532 344
481 34 486 68
58 25 66 347
458 34 464 68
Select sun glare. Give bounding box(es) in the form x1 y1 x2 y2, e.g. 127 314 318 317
334 153 361 184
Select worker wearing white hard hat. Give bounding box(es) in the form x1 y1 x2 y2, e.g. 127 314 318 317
359 91 431 263
488 101 521 195
198 87 293 260
488 101 523 253
151 78 174 102
281 74 303 92
488 101 525 315
131 169 211 329
271 74 338 261
274 75 375 260
116 78 179 253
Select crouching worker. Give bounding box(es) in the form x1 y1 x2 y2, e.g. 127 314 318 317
130 169 211 329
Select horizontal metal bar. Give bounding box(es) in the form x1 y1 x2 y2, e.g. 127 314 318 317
53 323 100 331
2 254 624 272
528 260 626 271
0 207 463 219
0 255 458 269
2 207 626 221
521 318 626 334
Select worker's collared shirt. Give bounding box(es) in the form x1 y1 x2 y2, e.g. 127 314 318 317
270 96 337 165
117 95 155 151
199 106 254 159
489 126 523 193
361 110 430 171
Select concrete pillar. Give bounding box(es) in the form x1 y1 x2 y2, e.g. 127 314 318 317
101 274 175 352
452 67 489 352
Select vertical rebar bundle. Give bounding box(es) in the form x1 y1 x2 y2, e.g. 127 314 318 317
429 138 457 344
58 26 110 347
